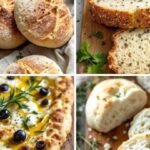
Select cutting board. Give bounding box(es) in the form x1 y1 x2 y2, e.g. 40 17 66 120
78 0 115 73
83 77 150 150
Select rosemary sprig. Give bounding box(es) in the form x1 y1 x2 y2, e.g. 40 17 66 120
22 117 30 130
0 78 41 110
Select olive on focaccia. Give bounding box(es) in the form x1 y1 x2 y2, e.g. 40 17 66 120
0 76 74 150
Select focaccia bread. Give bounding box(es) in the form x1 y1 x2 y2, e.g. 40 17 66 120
108 28 150 74
118 134 150 150
0 0 26 49
90 0 150 29
129 108 150 138
85 79 147 133
0 76 74 150
14 0 73 48
4 55 63 74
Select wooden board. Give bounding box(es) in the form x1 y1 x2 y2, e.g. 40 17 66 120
78 0 115 73
83 77 150 150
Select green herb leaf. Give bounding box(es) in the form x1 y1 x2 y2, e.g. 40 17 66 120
77 42 108 73
87 64 105 74
22 117 30 130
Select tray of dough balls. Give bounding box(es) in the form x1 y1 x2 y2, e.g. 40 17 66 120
0 0 74 74
77 76 150 150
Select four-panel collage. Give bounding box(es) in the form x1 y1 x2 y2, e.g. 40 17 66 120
0 0 150 150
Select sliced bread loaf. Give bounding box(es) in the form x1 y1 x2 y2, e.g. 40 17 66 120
118 134 150 150
90 0 150 28
108 28 150 74
85 79 147 133
128 108 150 138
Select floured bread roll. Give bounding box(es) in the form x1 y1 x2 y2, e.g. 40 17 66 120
4 55 63 74
86 79 147 133
0 0 26 49
118 134 150 150
14 0 73 48
129 108 150 138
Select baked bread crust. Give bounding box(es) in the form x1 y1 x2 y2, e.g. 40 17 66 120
0 0 26 49
4 55 63 74
108 30 126 74
85 79 147 133
0 76 74 150
118 134 150 150
90 0 150 29
14 0 73 48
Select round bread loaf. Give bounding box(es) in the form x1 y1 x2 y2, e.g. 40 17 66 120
4 55 63 74
0 0 26 49
85 79 147 133
118 134 150 150
14 0 73 48
128 108 150 138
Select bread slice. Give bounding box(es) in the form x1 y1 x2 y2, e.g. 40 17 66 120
128 108 150 138
90 0 150 28
108 28 150 74
118 134 150 150
85 79 147 133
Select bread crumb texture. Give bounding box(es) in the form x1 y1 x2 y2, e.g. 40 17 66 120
108 28 150 74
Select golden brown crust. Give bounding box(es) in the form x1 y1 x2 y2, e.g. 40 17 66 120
4 55 63 74
108 30 126 74
0 0 26 49
89 0 150 29
15 0 73 48
34 77 74 150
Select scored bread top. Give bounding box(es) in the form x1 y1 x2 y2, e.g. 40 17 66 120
4 55 63 74
108 28 150 74
14 0 73 48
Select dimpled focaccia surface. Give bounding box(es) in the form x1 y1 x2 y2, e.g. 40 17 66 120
0 76 74 150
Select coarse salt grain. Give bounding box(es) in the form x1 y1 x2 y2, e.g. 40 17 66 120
104 143 111 150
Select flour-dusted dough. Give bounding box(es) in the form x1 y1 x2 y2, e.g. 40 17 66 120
14 0 73 48
4 55 63 74
0 0 26 49
86 79 147 133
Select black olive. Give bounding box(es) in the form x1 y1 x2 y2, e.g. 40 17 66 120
0 109 10 120
41 99 49 106
39 88 49 96
13 130 26 143
0 84 9 92
36 141 46 150
7 76 15 80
